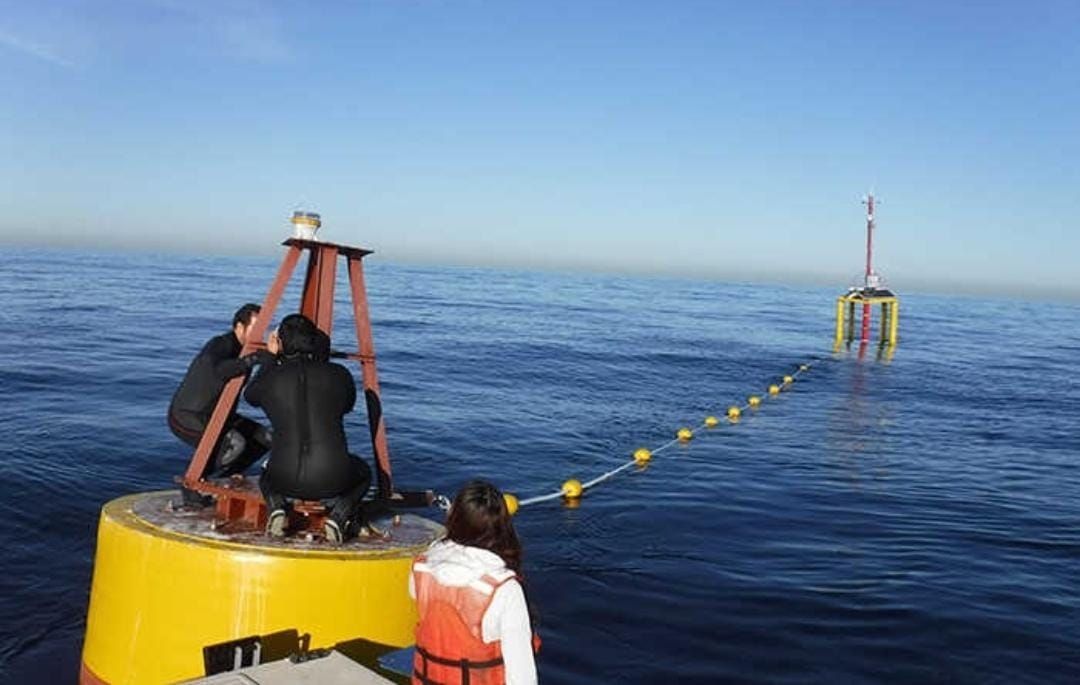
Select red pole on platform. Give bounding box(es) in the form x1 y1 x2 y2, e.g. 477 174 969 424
348 256 394 499
860 193 875 342
865 194 875 281
183 245 301 487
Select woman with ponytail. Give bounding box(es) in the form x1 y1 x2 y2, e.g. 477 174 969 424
409 481 538 685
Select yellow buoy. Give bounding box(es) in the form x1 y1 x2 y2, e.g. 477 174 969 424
503 492 519 516
633 447 652 464
748 395 761 408
677 427 693 442
727 406 741 421
81 491 442 685
704 416 719 428
562 478 584 499
768 384 780 396
783 375 794 385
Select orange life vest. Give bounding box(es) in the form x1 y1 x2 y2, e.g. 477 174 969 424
412 555 517 685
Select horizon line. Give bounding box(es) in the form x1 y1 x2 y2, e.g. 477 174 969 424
4 238 1079 304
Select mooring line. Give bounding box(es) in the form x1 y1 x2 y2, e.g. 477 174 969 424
503 362 815 513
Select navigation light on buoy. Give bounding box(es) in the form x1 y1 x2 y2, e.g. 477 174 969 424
291 211 322 240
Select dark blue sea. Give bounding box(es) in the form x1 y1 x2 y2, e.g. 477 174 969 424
1 247 1078 684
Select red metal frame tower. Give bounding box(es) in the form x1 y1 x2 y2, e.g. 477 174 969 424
180 238 412 530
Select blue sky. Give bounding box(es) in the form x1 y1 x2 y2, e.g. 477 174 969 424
2 1 1078 296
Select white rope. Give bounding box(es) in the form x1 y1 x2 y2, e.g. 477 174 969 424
514 362 815 509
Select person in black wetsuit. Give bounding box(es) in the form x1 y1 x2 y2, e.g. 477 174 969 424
245 313 372 543
168 303 272 503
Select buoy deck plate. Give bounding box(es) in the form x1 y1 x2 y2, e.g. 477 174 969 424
134 490 443 554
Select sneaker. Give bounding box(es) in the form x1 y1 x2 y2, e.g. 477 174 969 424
266 509 287 538
358 521 390 540
324 519 343 545
216 430 247 468
180 486 214 510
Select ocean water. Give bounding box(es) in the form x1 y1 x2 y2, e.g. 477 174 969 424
0 246 1078 684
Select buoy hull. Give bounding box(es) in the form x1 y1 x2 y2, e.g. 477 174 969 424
81 491 442 684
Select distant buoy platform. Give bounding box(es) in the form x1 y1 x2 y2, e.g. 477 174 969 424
834 192 899 349
834 287 899 347
81 490 442 684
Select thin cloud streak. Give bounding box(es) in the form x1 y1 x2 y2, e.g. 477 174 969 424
141 0 291 62
0 27 78 68
0 1 291 68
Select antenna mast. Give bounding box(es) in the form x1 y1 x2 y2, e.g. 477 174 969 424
863 192 875 287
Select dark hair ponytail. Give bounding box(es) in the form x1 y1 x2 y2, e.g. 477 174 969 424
278 313 319 358
445 480 523 576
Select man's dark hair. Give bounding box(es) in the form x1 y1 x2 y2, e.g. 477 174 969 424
233 303 262 328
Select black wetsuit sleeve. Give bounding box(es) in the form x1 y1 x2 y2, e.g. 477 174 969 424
245 365 268 408
342 367 357 413
208 336 250 380
248 349 275 367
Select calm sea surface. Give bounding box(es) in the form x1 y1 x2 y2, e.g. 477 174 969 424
1 247 1078 683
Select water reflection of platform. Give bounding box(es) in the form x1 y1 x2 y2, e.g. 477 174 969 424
134 490 444 553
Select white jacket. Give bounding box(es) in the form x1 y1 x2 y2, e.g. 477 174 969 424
409 539 538 685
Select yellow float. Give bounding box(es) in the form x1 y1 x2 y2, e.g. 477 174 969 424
503 492 520 516
81 491 442 684
561 479 584 499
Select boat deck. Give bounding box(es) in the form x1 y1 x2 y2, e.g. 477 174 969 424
179 650 395 684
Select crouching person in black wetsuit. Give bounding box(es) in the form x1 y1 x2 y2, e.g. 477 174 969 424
168 303 273 506
245 313 372 544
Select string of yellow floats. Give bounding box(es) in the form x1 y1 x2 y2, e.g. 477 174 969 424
502 362 814 515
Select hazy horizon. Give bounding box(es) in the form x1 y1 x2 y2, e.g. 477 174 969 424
6 235 1078 305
